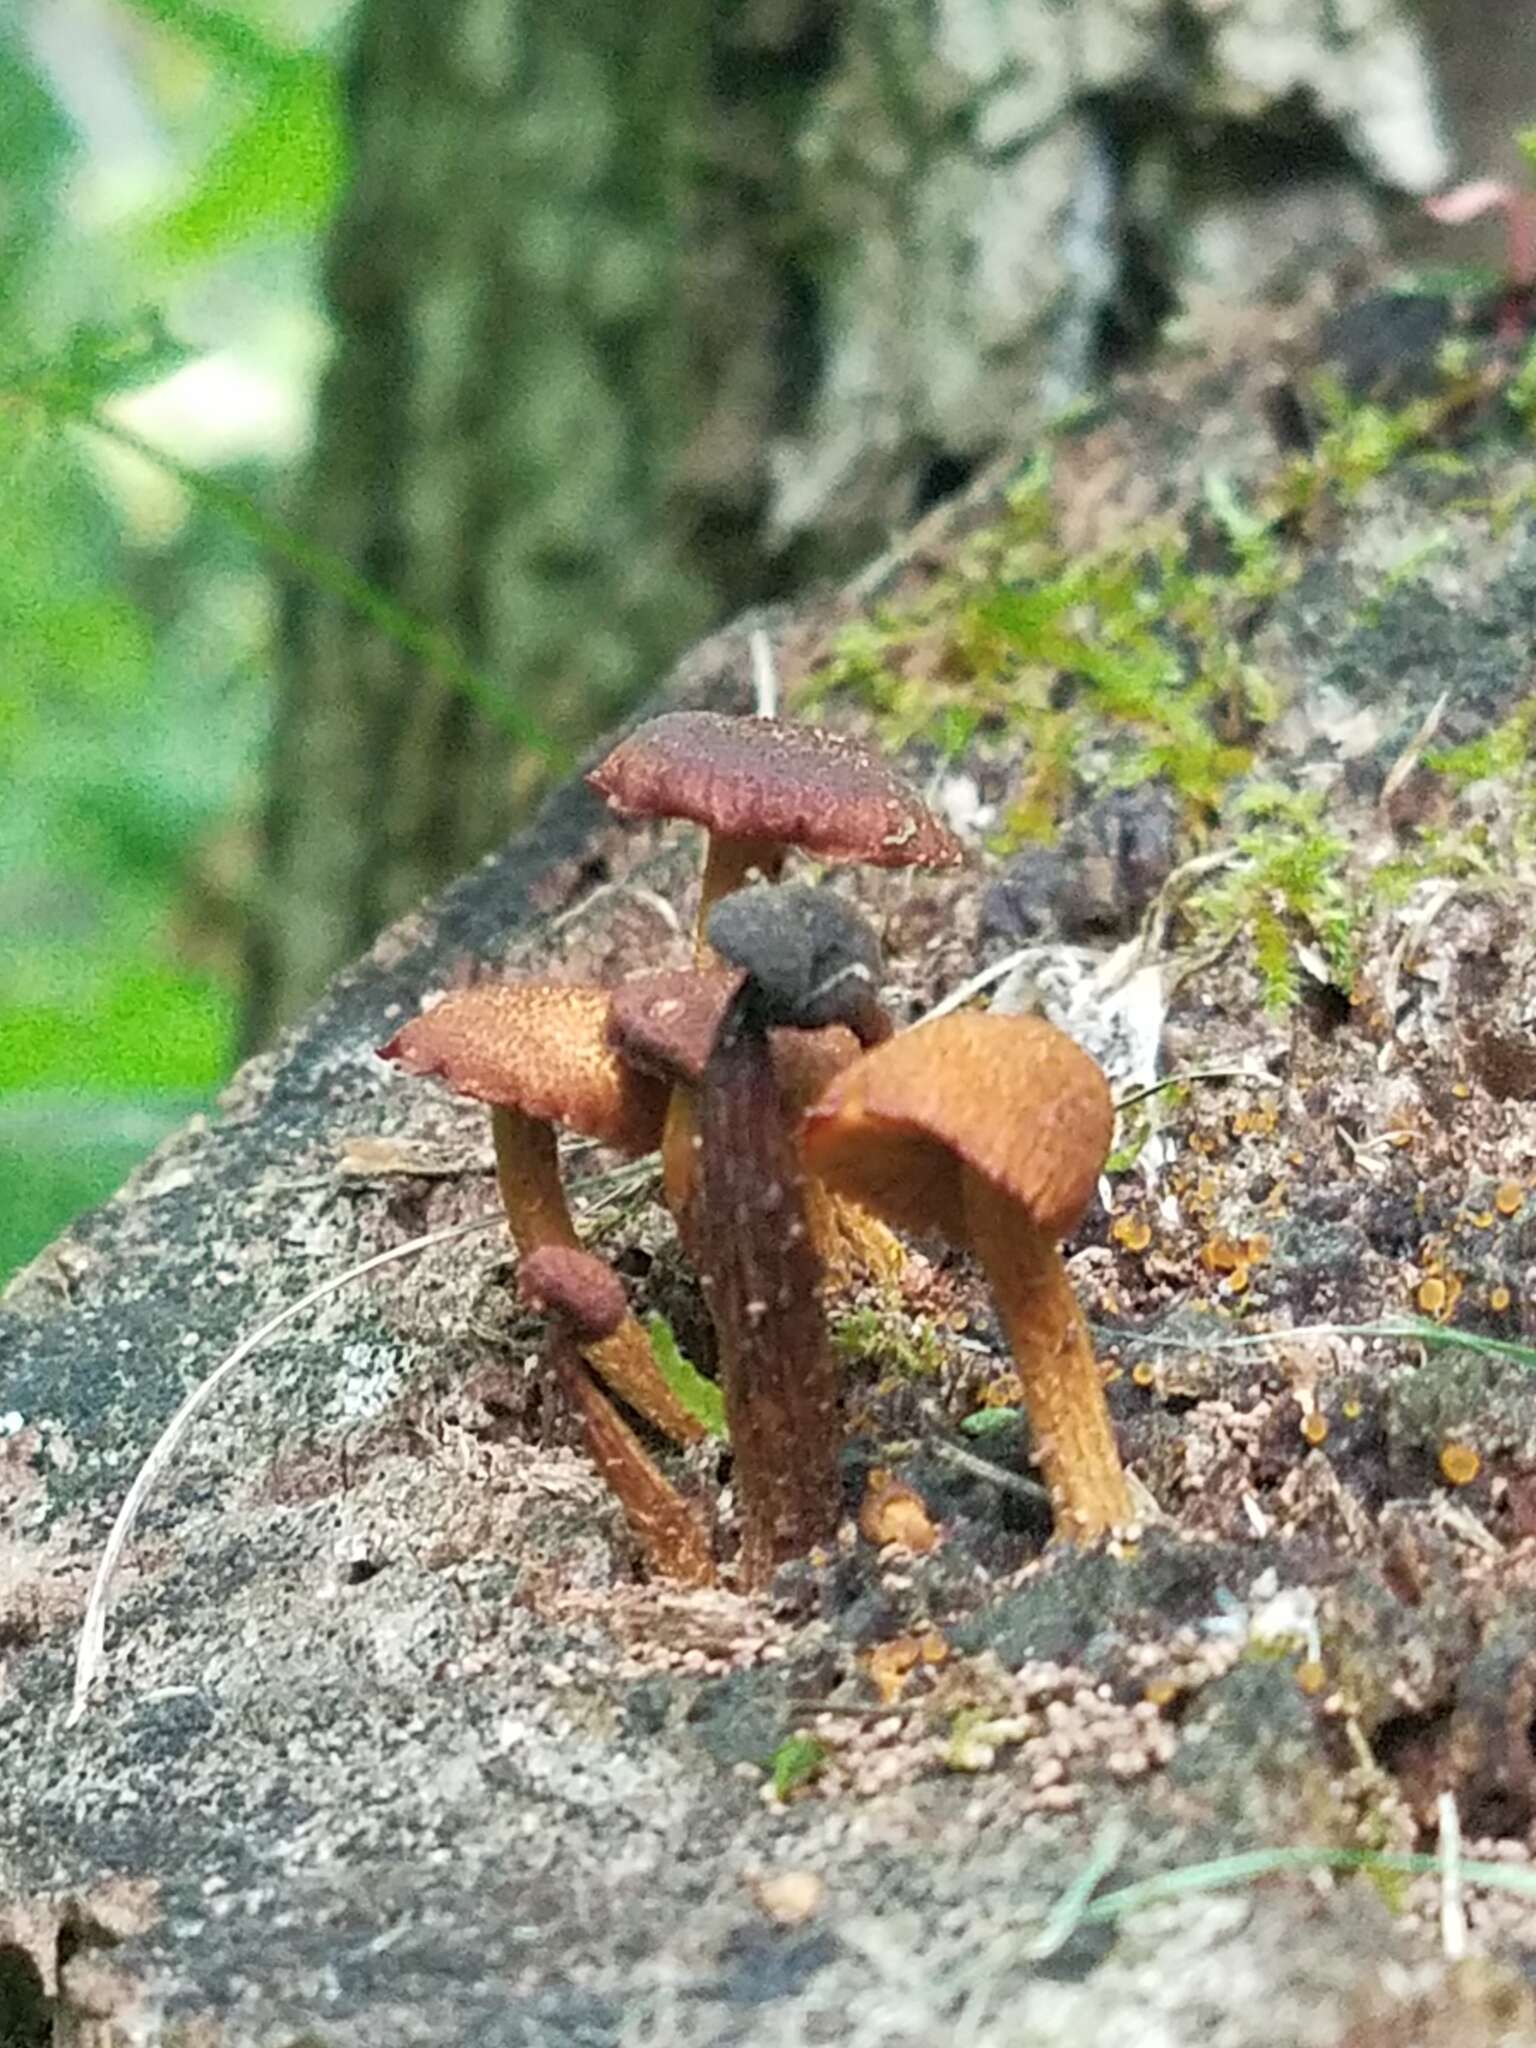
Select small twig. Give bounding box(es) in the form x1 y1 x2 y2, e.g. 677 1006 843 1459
66 1212 505 1728
1114 1064 1277 1113
750 629 779 719
916 947 1046 1024
1438 1789 1468 1960
1375 877 1459 1073
786 1699 922 1720
548 880 682 941
926 1436 1050 1505
573 1153 662 1219
1379 689 1450 814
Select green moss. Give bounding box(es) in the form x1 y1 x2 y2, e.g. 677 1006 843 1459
1430 693 1536 791
1185 786 1359 1012
808 360 1508 1014
1271 377 1474 523
830 1303 947 1381
768 1733 826 1799
806 455 1273 842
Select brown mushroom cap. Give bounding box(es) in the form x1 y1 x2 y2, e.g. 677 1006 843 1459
587 712 966 869
606 967 744 1087
801 1013 1113 1245
379 984 667 1154
608 969 861 1106
771 1024 861 1114
520 1245 628 1345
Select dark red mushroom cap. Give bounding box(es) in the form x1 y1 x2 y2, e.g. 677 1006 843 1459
587 712 966 869
379 983 667 1154
520 1244 628 1345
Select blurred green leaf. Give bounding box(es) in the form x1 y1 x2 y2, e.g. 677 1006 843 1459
0 966 234 1093
0 1092 203 1277
10 594 155 705
149 56 343 260
120 0 302 84
1 311 194 416
0 26 72 296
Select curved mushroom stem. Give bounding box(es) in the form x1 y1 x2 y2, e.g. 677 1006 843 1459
556 1349 716 1586
961 1166 1131 1543
695 834 786 963
491 1106 704 1445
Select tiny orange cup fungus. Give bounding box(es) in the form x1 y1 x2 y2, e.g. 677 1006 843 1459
804 1012 1132 1543
378 983 701 1445
520 1246 715 1586
857 1471 939 1553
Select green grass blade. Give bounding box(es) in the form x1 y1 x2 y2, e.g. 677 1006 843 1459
646 1314 727 1438
1078 1844 1536 1928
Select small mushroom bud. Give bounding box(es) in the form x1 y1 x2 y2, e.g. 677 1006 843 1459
709 884 903 1286
520 1246 715 1587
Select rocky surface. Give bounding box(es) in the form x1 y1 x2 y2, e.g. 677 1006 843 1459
6 289 1536 2044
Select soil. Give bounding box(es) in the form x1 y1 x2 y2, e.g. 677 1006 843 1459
4 282 1536 2045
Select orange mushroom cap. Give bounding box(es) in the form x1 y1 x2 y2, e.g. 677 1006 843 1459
801 1012 1113 1245
379 983 667 1155
588 712 966 869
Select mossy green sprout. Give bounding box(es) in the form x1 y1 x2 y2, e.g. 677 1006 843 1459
1370 692 1536 906
830 1304 947 1382
1188 784 1359 1012
769 1733 827 1800
807 450 1281 843
645 1314 727 1437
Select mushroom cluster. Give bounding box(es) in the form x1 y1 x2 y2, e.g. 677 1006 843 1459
380 710 1131 1588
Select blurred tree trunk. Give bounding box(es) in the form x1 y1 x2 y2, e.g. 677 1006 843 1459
246 0 1449 1047
245 0 716 1045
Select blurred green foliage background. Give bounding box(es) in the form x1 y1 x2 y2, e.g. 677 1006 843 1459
2 0 350 1278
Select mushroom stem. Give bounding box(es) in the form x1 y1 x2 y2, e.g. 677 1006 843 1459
491 1106 703 1444
491 1106 579 1251
800 1178 906 1289
556 1350 716 1587
961 1166 1131 1542
695 834 786 962
696 995 842 1589
659 1089 701 1251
